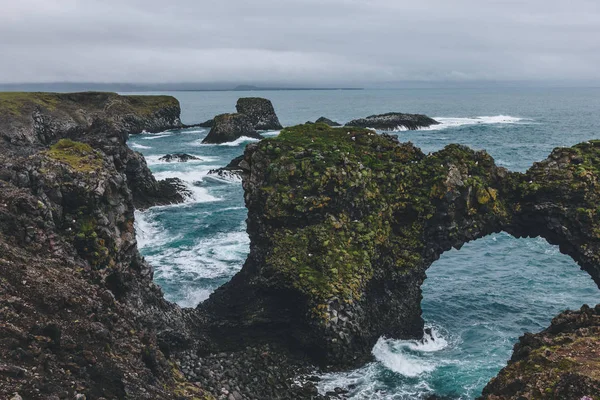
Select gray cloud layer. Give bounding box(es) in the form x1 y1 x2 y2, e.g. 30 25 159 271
1 0 599 84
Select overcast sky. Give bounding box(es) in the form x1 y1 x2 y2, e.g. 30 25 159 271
1 0 599 85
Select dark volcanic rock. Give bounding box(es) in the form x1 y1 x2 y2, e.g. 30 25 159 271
159 153 201 163
236 97 283 131
315 117 341 127
200 124 600 373
202 113 263 144
346 112 439 130
198 119 213 128
480 304 600 399
207 153 253 181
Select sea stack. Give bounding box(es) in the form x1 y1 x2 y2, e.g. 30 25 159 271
236 97 283 131
201 113 263 144
346 112 439 130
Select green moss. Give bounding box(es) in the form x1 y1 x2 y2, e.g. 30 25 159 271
253 124 511 318
47 139 102 172
122 95 180 116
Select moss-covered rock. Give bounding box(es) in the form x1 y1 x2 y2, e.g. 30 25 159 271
201 124 600 371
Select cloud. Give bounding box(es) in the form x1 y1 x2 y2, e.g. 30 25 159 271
0 0 599 84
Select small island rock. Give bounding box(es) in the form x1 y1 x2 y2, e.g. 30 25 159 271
201 113 263 144
236 97 283 131
346 112 439 130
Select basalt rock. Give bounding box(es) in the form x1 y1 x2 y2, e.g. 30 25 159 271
159 153 201 163
480 304 600 400
202 113 263 144
200 123 600 373
206 154 252 182
315 117 341 127
346 112 439 130
236 97 283 131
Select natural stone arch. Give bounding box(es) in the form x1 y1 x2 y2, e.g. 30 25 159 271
199 124 600 369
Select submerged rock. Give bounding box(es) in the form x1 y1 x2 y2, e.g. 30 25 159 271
201 123 600 373
207 153 252 181
346 112 439 130
158 153 201 162
202 113 263 144
236 97 283 131
315 117 341 127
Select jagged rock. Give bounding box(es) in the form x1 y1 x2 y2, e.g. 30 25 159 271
202 113 263 144
201 124 600 371
480 304 600 399
346 112 439 130
207 153 252 181
158 153 201 163
236 98 283 131
315 117 341 127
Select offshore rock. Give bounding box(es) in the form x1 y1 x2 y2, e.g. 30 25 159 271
201 123 600 371
236 97 283 131
346 112 439 130
202 113 263 144
159 153 201 163
206 154 252 182
480 304 600 399
315 117 341 127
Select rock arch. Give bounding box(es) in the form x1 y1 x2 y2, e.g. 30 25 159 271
199 124 600 369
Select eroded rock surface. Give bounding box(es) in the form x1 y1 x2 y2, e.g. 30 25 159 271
159 153 201 163
236 97 283 131
346 112 439 130
202 113 263 144
201 124 600 373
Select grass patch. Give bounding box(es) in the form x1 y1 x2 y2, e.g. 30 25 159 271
47 139 102 172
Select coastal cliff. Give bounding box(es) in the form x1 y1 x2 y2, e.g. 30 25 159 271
1 95 599 399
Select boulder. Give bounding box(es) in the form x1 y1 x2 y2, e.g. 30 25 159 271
346 112 439 130
207 153 252 181
202 113 263 144
236 98 283 131
158 153 201 163
315 117 341 127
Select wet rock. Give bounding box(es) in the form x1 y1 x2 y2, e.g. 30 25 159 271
202 113 263 144
236 98 283 131
158 153 201 163
346 112 439 130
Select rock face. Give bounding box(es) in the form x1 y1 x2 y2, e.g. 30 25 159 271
346 112 439 130
201 123 600 371
236 97 283 131
480 304 600 399
315 117 341 127
202 113 263 144
159 153 201 163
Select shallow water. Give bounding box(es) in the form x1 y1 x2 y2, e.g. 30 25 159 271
128 87 600 399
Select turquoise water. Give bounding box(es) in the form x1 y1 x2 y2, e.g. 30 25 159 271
128 88 600 399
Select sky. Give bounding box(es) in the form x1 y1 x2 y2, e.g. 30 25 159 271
1 0 599 86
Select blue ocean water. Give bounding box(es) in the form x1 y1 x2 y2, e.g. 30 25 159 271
128 88 600 399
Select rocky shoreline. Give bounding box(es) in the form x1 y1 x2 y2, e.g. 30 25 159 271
0 93 599 400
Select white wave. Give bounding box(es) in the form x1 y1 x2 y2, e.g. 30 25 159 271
318 327 450 398
130 143 152 149
134 210 177 250
190 136 261 147
424 115 528 131
141 134 173 140
181 129 206 134
153 168 222 204
149 229 249 282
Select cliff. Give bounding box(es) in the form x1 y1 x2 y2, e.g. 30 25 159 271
201 123 600 379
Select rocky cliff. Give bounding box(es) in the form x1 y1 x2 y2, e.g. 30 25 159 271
0 93 205 399
202 113 263 144
236 98 283 131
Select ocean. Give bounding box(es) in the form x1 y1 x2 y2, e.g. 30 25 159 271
128 87 600 399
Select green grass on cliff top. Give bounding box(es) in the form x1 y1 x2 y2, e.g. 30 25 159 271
0 92 61 115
